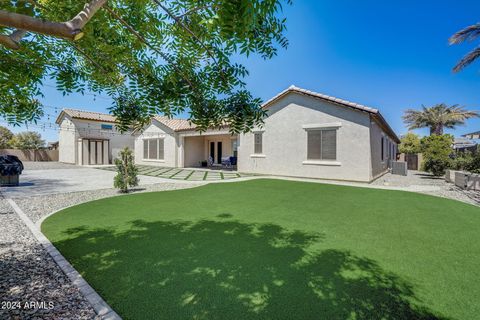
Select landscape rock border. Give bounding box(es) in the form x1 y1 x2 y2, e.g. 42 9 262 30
6 198 121 320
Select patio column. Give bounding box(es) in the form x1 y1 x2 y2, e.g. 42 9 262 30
177 136 185 168
77 139 83 165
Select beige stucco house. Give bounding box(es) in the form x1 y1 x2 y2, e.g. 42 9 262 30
57 86 399 182
56 109 135 165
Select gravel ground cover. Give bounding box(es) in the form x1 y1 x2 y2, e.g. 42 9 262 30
372 171 480 206
0 197 98 320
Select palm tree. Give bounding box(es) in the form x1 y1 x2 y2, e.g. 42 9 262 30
403 104 479 135
450 23 480 72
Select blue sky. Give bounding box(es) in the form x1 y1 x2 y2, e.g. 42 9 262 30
5 0 480 142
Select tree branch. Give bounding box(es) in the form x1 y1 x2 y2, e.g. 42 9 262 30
68 0 108 30
0 29 27 50
0 0 107 43
0 10 83 40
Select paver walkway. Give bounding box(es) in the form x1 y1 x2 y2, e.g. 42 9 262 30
99 165 252 181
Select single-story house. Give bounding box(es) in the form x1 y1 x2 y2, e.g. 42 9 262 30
57 85 399 182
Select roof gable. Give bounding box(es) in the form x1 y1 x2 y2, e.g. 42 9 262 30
263 85 399 143
56 108 116 124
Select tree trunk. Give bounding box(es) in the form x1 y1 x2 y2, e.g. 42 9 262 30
430 124 444 135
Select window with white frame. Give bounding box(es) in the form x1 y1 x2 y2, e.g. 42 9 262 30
254 133 263 154
143 138 164 160
307 129 337 161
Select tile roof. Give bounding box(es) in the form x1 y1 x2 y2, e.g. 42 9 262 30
153 116 196 131
262 85 379 113
56 108 117 124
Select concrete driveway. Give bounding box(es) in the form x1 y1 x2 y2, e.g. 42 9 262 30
0 164 184 198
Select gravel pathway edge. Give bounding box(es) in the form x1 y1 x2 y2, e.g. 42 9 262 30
6 198 121 320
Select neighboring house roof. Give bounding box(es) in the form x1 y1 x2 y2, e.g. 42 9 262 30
56 108 116 124
453 138 477 149
153 116 196 131
262 85 400 143
463 131 480 139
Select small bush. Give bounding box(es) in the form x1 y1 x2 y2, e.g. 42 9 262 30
420 134 454 176
465 152 480 174
114 147 139 193
451 151 473 171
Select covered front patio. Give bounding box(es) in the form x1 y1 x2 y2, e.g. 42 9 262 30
180 131 239 169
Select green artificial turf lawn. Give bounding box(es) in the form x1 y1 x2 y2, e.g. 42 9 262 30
42 179 480 320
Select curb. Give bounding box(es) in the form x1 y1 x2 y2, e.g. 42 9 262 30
6 198 122 320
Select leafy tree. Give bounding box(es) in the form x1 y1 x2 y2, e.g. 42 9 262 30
9 131 45 149
420 134 454 176
114 147 139 193
450 23 480 72
403 104 479 136
0 126 14 148
398 132 421 154
0 0 291 132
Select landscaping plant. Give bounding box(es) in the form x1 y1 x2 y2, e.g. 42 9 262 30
420 134 454 176
465 151 480 174
451 151 474 171
114 147 139 193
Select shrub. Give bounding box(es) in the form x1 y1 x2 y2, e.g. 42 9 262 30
451 151 474 171
465 151 480 174
114 147 139 193
420 134 454 176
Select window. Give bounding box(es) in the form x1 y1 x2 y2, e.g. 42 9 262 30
254 133 263 154
307 129 337 161
381 137 384 161
101 124 113 130
143 138 164 160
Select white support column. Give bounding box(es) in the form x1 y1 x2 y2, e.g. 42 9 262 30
103 140 109 164
82 139 89 166
77 139 83 165
177 136 185 168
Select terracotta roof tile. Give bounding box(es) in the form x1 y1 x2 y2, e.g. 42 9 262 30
153 116 196 131
57 108 117 123
262 85 379 114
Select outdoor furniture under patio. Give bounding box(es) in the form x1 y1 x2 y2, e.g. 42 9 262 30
221 156 237 168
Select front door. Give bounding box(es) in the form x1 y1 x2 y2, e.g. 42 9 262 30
210 142 215 163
